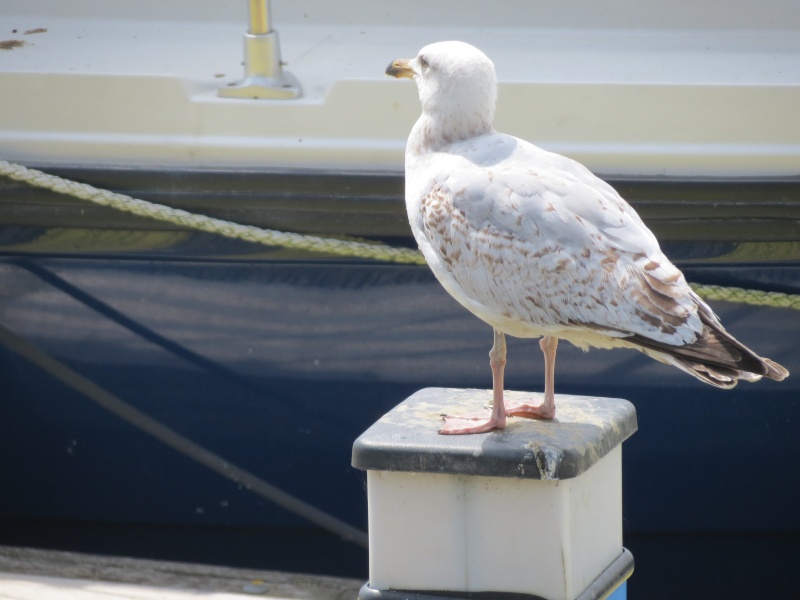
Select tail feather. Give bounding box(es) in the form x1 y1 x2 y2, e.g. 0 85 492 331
762 357 790 382
629 303 789 387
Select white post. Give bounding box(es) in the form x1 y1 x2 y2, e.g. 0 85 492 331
352 387 637 600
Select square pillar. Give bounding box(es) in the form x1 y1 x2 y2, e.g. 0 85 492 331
352 388 637 600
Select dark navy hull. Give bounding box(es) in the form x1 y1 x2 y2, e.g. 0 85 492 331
1 167 799 596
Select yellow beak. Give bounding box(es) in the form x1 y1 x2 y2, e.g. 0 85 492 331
385 58 415 79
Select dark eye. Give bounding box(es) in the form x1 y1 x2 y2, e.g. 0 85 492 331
418 55 429 70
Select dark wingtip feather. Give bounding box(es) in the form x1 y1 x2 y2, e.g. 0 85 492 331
629 305 788 387
763 358 790 382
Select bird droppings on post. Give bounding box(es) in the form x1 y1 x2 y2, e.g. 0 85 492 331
354 388 637 481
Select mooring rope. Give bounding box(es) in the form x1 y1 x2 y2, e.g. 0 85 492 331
1 159 798 310
0 159 424 265
689 283 800 310
0 322 369 547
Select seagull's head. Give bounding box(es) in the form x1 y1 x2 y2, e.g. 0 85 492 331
386 41 497 144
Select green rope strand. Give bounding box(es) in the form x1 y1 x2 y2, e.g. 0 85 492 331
690 284 800 310
2 159 797 310
0 159 425 265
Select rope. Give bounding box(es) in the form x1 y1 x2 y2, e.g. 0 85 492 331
691 283 800 311
2 159 798 310
0 322 369 547
0 159 425 265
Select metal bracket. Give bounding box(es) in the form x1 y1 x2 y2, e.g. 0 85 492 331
218 0 302 100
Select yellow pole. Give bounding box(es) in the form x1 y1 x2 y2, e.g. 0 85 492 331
248 0 270 35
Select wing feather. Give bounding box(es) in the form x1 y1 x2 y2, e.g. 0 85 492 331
414 136 701 347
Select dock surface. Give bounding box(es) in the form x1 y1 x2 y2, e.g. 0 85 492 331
0 546 361 600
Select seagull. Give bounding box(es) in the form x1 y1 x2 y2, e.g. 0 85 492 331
385 41 789 435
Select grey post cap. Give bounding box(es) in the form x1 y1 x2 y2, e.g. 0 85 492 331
352 388 637 480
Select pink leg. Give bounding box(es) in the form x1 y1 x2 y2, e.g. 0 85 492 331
440 329 508 434
506 335 558 420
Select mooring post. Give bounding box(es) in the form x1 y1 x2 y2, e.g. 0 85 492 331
352 387 638 600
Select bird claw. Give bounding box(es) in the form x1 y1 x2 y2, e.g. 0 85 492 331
439 410 506 434
505 400 555 420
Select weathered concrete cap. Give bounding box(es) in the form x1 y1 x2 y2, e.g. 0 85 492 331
352 388 637 480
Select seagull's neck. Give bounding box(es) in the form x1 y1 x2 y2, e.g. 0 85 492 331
408 110 493 156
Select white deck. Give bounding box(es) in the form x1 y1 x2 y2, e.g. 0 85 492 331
0 546 361 600
1 0 798 175
1 574 264 600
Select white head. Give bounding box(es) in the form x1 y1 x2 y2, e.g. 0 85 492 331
386 41 497 148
